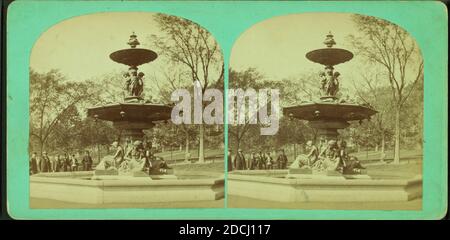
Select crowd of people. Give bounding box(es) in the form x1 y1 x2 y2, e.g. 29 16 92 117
227 139 366 174
30 139 173 176
29 151 93 175
228 148 289 171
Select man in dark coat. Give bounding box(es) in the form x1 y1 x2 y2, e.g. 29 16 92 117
249 152 258 170
235 149 246 170
82 151 93 171
227 150 233 172
277 149 288 169
64 153 71 172
29 152 38 175
40 152 50 173
257 151 266 170
56 155 64 172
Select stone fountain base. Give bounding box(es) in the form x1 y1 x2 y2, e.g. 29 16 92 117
228 170 422 202
30 171 224 204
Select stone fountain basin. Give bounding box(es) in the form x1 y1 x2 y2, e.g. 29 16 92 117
30 171 224 204
228 170 422 202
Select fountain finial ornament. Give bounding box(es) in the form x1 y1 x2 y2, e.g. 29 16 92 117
323 31 336 48
127 32 140 48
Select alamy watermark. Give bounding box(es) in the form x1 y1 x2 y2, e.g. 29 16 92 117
171 81 280 135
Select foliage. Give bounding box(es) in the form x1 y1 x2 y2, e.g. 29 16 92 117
348 14 424 163
228 68 315 153
150 13 225 162
29 69 99 154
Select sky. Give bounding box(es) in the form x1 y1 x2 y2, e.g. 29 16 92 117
30 12 165 82
230 12 372 90
31 12 419 94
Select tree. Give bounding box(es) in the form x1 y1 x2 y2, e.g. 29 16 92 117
281 70 321 105
349 14 424 164
29 69 98 154
151 14 224 163
228 68 313 155
149 65 201 161
351 70 395 161
228 68 264 154
76 117 119 161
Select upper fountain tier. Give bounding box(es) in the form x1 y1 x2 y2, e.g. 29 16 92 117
306 32 353 67
109 32 158 67
283 32 377 125
87 32 172 134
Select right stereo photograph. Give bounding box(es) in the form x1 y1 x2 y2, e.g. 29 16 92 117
227 12 423 210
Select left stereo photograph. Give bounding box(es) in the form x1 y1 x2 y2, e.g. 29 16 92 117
28 12 225 209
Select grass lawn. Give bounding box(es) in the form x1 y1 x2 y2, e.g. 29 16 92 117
155 148 223 159
351 149 422 163
366 160 422 179
172 162 224 174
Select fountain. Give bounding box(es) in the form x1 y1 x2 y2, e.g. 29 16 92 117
284 32 377 142
30 33 224 205
86 32 173 177
282 32 377 177
228 33 421 203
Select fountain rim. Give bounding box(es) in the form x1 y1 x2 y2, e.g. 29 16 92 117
305 47 354 66
283 101 377 109
283 101 378 121
109 47 158 66
86 102 173 122
86 102 172 109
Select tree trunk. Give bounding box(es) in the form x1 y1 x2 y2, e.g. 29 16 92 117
393 108 401 164
97 144 101 162
380 131 385 162
184 134 190 162
39 139 44 156
294 143 297 159
198 124 205 163
235 130 240 169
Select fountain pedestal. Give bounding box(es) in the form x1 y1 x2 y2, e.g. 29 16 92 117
113 121 154 141
308 120 349 140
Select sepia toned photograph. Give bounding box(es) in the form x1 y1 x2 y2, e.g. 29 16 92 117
28 12 225 208
5 0 447 221
227 13 423 210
